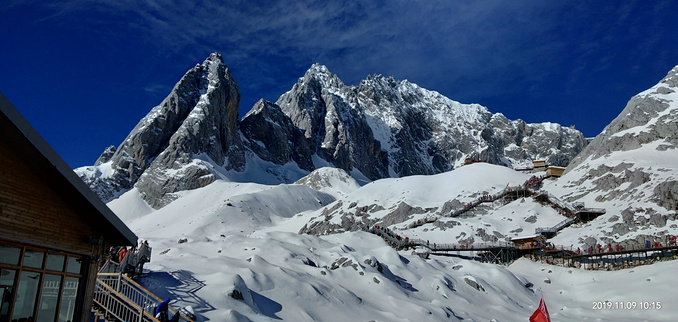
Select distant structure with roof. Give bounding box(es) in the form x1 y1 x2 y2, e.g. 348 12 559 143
546 166 566 177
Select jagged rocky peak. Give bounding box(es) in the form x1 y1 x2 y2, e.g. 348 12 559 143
77 54 589 209
135 53 245 208
273 63 587 179
359 72 586 172
276 63 347 139
76 52 245 207
94 145 117 166
275 64 390 180
303 63 345 88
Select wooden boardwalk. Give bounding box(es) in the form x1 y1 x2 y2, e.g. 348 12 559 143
368 227 518 263
531 244 678 270
365 173 675 270
367 226 678 268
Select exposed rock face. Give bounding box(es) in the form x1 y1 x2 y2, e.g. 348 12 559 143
276 65 586 178
654 181 678 211
275 65 390 179
76 53 587 209
240 99 314 171
77 53 245 207
560 66 678 209
94 145 116 165
136 54 245 207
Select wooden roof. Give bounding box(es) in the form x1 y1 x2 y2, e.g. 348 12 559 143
0 92 136 246
510 235 545 243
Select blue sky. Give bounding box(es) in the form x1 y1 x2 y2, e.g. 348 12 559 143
2 1 677 168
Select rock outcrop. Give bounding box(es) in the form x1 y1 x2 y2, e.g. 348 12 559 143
567 66 678 171
546 65 678 245
240 99 314 171
275 65 390 179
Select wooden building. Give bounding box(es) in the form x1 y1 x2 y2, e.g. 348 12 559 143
0 93 136 322
511 235 546 250
532 160 546 168
546 166 566 177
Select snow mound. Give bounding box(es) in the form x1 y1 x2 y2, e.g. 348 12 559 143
294 167 361 198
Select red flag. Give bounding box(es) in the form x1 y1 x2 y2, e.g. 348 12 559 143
529 298 551 322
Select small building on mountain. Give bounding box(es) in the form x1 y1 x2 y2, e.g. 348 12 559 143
511 235 546 250
532 160 546 168
546 166 566 177
0 92 136 322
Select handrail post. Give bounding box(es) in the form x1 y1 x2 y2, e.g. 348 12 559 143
139 300 145 322
117 273 121 293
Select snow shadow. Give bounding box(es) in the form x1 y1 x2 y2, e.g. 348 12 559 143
250 290 283 320
378 263 418 292
138 270 215 320
430 252 483 262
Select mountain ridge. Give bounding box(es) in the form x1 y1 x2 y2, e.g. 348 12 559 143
76 53 587 208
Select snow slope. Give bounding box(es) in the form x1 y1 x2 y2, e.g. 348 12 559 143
108 162 678 321
109 169 540 321
297 163 566 243
509 258 677 321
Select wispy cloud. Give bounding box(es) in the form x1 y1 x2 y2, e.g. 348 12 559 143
14 0 677 118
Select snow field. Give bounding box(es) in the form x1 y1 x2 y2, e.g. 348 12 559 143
108 160 678 321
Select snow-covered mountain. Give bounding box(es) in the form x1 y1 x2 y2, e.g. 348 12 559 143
297 163 564 238
91 61 678 321
275 63 586 178
76 53 586 209
544 65 678 249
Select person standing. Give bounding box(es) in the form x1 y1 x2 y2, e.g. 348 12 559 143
118 246 128 263
155 298 171 321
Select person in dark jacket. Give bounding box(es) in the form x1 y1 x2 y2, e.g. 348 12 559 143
155 298 171 321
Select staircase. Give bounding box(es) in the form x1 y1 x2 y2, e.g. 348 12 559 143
93 272 193 322
92 274 156 322
93 244 193 322
445 178 543 217
535 216 578 238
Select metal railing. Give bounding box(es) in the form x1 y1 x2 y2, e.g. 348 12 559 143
553 217 577 230
407 216 438 228
99 259 122 274
95 273 193 322
577 207 606 214
542 192 574 212
444 176 545 218
100 244 153 275
369 227 515 251
93 278 158 322
536 216 578 235
410 239 515 251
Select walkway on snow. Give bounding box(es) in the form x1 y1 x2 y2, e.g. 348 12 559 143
365 171 670 269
